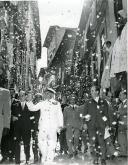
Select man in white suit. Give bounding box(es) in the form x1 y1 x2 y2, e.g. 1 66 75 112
27 88 63 164
0 75 11 145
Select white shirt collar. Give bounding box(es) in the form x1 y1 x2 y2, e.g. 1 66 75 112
21 101 26 109
21 101 26 104
94 97 99 103
106 99 110 105
123 99 127 104
70 104 77 108
48 98 57 104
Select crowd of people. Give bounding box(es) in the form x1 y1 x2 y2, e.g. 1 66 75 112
59 86 127 165
0 77 127 165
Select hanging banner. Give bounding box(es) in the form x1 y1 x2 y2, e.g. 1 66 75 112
110 23 127 77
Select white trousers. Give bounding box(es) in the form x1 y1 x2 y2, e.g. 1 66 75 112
38 128 57 163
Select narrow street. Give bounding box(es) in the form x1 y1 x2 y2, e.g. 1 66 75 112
0 144 127 165
0 1 127 165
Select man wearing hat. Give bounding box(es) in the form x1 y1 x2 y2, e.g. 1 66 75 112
63 94 82 158
27 88 63 164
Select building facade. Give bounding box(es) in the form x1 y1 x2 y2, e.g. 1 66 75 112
43 26 77 96
0 1 41 91
72 0 127 102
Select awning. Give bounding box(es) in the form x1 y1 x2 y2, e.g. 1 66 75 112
110 23 127 77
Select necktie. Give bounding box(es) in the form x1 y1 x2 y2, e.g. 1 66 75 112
21 102 25 110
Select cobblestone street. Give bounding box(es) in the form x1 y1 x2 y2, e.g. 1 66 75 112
54 156 127 165
10 156 128 165
2 145 126 165
54 152 127 165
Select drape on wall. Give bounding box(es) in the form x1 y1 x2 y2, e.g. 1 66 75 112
110 23 127 77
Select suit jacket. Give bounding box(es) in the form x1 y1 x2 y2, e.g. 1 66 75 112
81 98 109 130
63 105 82 129
30 110 40 130
0 87 11 129
106 100 118 128
118 100 127 131
11 100 31 130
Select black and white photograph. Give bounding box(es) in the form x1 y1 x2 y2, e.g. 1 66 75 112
0 0 127 164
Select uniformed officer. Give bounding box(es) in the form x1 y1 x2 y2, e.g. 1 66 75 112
63 94 82 158
78 92 90 154
27 88 63 164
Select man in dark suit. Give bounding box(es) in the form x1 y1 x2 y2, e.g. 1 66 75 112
8 89 18 162
58 96 68 155
26 92 41 163
12 91 31 164
82 85 110 165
